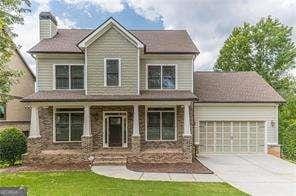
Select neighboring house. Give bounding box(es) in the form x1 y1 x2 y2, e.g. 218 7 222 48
22 12 284 165
0 49 35 136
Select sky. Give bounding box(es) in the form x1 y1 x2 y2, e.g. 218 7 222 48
13 0 296 75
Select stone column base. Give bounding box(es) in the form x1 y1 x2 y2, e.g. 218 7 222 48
182 135 193 163
267 144 281 158
131 135 140 153
27 137 42 155
81 135 93 154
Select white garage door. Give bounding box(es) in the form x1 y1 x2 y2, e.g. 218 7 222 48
199 121 265 153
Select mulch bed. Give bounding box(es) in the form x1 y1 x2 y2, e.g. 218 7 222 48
126 159 213 174
2 163 90 173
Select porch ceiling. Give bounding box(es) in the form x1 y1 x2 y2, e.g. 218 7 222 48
21 90 197 102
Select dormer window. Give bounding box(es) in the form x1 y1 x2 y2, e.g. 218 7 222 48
55 65 84 90
104 58 121 86
147 65 176 89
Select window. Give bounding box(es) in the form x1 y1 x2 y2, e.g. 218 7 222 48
146 107 176 141
147 65 176 89
55 65 84 89
55 108 83 142
0 104 5 120
105 59 120 86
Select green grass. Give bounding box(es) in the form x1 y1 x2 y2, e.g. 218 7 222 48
0 171 247 196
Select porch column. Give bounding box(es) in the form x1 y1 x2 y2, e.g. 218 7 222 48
131 104 140 153
25 106 42 159
182 103 192 163
83 106 91 137
183 104 191 136
29 106 40 138
132 104 140 136
81 105 93 154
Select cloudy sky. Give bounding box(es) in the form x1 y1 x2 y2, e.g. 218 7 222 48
13 0 296 74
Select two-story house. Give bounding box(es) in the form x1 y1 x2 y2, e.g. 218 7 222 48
22 12 284 165
0 49 35 136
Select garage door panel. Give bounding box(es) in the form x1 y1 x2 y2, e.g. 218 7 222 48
199 121 265 154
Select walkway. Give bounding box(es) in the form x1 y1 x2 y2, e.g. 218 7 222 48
91 165 222 182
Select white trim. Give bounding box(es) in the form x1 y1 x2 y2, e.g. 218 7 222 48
145 106 177 141
132 104 140 136
104 58 121 87
85 48 88 95
103 111 128 148
53 106 84 143
29 106 41 138
191 55 195 93
183 103 191 136
83 106 91 137
146 64 178 90
137 48 140 95
264 121 268 153
196 103 279 107
53 64 85 90
78 18 144 49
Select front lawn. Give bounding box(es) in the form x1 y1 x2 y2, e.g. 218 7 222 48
0 171 247 196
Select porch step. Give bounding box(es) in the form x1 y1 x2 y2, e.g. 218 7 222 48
93 157 127 165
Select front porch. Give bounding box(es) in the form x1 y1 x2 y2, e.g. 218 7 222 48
23 101 194 165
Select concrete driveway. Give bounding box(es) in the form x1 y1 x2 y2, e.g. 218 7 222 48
199 154 296 196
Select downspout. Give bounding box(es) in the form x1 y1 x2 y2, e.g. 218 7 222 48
192 97 199 157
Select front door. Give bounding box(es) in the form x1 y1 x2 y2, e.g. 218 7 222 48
108 117 122 147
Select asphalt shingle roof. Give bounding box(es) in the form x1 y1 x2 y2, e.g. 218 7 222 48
194 71 284 103
22 90 197 102
29 29 199 54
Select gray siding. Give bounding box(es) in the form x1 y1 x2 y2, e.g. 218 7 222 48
140 54 193 91
40 20 57 40
39 20 51 40
36 54 84 91
87 27 138 95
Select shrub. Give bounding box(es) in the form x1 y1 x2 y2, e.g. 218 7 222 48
280 123 296 161
0 127 27 166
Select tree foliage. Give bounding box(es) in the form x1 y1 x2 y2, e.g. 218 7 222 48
215 16 296 160
0 0 30 102
215 16 296 92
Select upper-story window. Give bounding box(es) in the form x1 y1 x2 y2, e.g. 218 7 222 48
147 65 176 89
104 58 121 86
55 65 84 89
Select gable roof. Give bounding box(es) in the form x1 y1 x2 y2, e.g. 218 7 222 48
78 17 144 49
194 71 284 103
15 49 36 81
29 28 199 54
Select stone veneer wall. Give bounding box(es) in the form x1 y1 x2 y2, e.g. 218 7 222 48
90 106 133 149
139 105 184 150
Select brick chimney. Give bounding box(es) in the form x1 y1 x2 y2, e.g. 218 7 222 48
39 12 57 40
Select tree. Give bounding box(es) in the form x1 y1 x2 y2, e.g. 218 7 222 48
0 0 30 103
215 16 296 93
215 16 296 160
